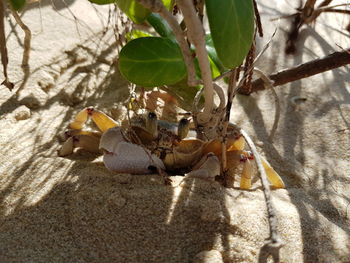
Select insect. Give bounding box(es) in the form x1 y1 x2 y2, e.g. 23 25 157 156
59 107 284 189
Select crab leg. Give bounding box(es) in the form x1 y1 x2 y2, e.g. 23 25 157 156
69 108 118 132
240 158 254 190
58 134 101 156
261 157 285 189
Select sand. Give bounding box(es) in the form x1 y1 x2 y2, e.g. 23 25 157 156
0 0 349 262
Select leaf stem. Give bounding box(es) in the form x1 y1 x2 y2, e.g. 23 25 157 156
176 0 214 124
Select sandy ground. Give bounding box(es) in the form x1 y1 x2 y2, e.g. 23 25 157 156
0 1 349 262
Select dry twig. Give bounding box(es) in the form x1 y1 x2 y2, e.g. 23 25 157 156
176 0 214 124
0 0 14 90
10 9 31 68
247 48 350 94
240 129 283 263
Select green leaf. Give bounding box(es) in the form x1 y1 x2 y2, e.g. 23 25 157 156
89 0 150 23
126 30 153 41
147 13 175 40
9 0 26 10
205 34 227 73
162 0 174 10
119 37 187 87
116 0 151 23
205 0 254 68
167 79 202 110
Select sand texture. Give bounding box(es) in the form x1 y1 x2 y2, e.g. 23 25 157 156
0 0 349 262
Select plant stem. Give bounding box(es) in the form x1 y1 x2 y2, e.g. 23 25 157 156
221 69 237 176
0 0 14 90
136 0 198 87
176 0 214 124
241 48 350 94
240 129 283 263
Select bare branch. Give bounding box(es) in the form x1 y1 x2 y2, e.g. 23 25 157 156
136 0 198 87
0 0 14 90
221 69 237 175
240 129 283 263
245 49 350 94
9 9 31 67
176 0 214 124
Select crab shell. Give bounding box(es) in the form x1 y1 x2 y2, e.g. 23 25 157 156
162 138 205 170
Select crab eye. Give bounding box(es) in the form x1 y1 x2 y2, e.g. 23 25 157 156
177 118 189 139
146 112 158 139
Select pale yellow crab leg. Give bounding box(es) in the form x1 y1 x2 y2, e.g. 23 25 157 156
240 159 254 190
58 134 100 156
69 108 89 130
69 108 117 132
261 157 285 188
227 136 245 151
69 108 118 132
89 108 118 132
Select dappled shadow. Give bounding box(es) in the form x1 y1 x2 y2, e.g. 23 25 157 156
235 2 350 261
0 32 271 263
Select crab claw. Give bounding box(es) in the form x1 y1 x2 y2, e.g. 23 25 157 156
186 153 220 180
100 127 165 174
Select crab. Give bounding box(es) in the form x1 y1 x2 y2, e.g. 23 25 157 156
58 107 285 190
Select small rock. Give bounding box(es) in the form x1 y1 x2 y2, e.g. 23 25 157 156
193 250 223 263
14 105 31 120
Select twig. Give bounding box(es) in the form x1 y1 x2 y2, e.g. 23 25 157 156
220 69 237 177
252 68 280 142
176 0 214 124
9 9 31 67
240 129 283 263
253 0 263 37
0 0 14 90
136 0 198 87
245 48 350 94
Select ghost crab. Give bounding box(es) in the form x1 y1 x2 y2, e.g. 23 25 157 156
59 107 284 189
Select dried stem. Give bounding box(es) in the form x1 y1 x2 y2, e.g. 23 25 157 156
136 0 197 87
253 0 263 37
176 0 214 124
0 0 14 90
243 48 350 94
10 10 31 67
221 69 237 175
240 129 283 263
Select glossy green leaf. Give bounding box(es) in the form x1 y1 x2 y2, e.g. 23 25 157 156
147 13 175 41
205 0 254 68
9 0 26 10
167 79 202 110
126 30 153 41
162 0 173 10
205 34 227 73
116 0 150 23
119 37 186 87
